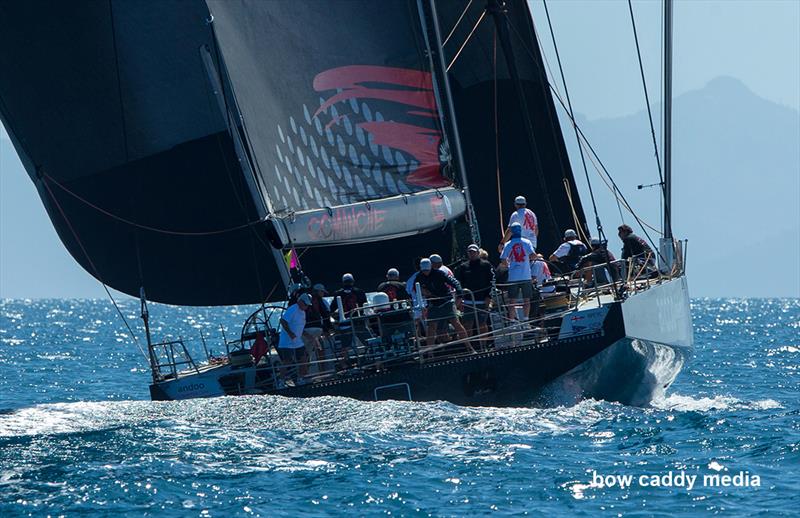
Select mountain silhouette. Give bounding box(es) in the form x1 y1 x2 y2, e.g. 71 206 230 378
563 76 799 297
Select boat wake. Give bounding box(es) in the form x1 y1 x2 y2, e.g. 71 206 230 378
0 389 782 442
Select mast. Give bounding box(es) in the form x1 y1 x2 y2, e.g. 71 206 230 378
486 0 559 242
662 0 673 240
421 0 482 247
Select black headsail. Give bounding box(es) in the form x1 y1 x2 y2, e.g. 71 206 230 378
0 0 288 306
432 0 588 257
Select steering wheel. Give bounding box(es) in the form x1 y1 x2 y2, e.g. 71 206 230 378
240 304 285 351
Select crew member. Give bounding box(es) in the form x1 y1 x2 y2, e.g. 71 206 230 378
531 254 555 294
429 254 454 277
330 273 368 318
549 229 588 274
455 244 495 341
576 237 619 286
377 268 410 301
618 224 655 272
499 195 539 252
303 283 332 370
278 293 311 383
416 258 469 348
500 222 536 320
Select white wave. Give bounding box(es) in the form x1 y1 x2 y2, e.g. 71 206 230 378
651 394 782 412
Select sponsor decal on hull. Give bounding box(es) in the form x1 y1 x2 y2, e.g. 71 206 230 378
559 306 609 338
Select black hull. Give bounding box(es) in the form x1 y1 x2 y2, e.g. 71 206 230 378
151 303 626 406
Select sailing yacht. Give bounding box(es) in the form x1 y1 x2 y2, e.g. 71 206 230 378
0 0 691 406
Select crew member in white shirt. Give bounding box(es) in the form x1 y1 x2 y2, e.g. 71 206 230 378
278 293 311 383
498 195 539 252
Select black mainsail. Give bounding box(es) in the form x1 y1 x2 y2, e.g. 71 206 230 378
0 1 280 305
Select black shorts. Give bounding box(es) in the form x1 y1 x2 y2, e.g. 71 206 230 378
278 347 307 365
428 301 456 321
507 281 533 300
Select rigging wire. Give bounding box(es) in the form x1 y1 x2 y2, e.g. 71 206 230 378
40 175 150 366
541 0 604 241
492 26 505 235
442 0 474 47
447 8 487 72
42 173 263 236
502 13 664 256
627 0 666 202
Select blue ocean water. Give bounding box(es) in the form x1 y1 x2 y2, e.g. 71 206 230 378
0 298 797 516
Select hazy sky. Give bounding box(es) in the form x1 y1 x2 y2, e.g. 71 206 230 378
1 0 798 299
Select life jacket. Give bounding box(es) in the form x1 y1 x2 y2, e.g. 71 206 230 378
564 241 588 270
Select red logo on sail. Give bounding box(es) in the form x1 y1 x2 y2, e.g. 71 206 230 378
313 66 449 188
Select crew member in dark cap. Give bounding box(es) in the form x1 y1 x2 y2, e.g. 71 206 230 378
455 244 495 341
618 224 655 270
576 237 619 286
417 258 470 349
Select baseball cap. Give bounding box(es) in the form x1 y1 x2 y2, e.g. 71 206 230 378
510 222 522 236
298 293 312 305
420 258 432 271
467 244 480 253
312 283 326 292
590 237 602 246
342 273 354 283
429 254 443 264
564 229 578 239
514 195 526 205
387 268 399 279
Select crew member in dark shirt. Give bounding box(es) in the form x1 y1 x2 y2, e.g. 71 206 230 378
455 244 495 340
302 283 333 368
576 238 619 286
376 268 410 301
329 273 368 369
330 273 368 318
618 224 655 273
417 258 469 348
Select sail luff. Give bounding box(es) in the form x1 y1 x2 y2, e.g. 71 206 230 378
203 26 293 291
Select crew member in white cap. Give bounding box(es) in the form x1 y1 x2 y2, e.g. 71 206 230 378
376 268 410 301
330 273 367 317
499 195 539 252
549 229 588 274
416 258 470 350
